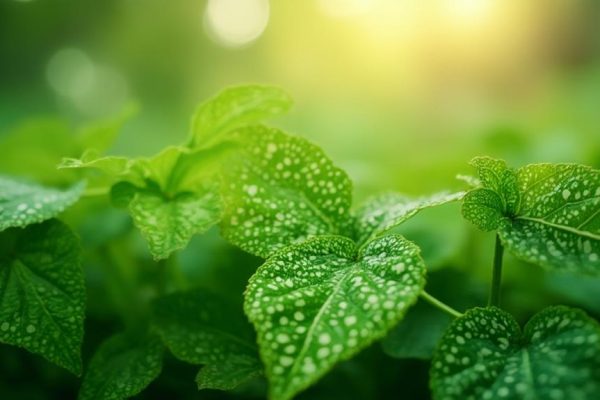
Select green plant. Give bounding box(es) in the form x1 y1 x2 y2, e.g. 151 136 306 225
1 85 599 399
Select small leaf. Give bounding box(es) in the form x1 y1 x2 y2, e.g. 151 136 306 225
196 354 263 391
76 102 138 153
0 219 85 374
0 176 85 231
430 306 600 400
353 191 464 246
462 158 600 274
221 125 353 258
152 289 262 391
59 151 131 177
78 332 163 400
189 85 293 149
244 234 426 400
128 188 220 260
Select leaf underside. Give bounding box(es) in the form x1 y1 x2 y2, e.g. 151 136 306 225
0 176 85 231
430 306 600 400
0 219 85 374
221 125 353 258
78 332 163 400
244 234 426 400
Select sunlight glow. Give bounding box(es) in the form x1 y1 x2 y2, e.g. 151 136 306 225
204 0 270 47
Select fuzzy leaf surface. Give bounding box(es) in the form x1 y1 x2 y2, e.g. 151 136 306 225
78 332 163 400
221 126 353 258
152 289 261 391
189 85 292 148
431 306 600 400
245 234 426 400
0 220 84 374
0 176 84 231
462 157 600 274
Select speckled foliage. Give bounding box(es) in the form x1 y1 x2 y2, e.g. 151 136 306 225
78 333 164 400
0 175 84 230
221 125 354 258
0 219 85 374
462 157 600 274
245 235 426 400
430 306 600 400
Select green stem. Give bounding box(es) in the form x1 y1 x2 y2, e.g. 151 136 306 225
420 291 463 318
82 187 110 197
488 234 504 307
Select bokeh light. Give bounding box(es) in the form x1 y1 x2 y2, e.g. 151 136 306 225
204 0 270 47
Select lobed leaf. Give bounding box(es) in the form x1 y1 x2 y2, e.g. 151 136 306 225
0 219 85 374
0 176 85 231
353 191 464 246
189 85 293 149
244 234 426 400
221 125 353 258
78 332 163 400
430 306 600 400
152 289 262 391
462 157 600 274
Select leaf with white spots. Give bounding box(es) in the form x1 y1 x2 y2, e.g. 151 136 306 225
0 176 85 231
78 332 163 400
189 85 293 149
430 306 600 400
353 191 465 246
462 157 600 274
244 234 426 400
221 125 353 258
152 289 262 391
0 219 85 374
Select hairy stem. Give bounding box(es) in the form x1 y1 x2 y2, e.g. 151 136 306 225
420 291 463 318
488 234 504 307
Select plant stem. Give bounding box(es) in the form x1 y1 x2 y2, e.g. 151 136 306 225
488 234 504 307
420 291 463 318
82 187 110 197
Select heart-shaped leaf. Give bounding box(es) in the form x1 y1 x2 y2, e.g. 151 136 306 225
462 157 600 274
221 125 353 258
430 306 600 399
244 234 426 400
0 219 85 374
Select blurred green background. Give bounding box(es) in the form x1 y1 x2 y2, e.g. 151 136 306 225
1 1 600 399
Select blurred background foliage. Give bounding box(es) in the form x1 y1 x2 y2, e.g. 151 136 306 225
1 1 600 399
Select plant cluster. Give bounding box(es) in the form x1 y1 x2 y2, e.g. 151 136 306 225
1 85 599 399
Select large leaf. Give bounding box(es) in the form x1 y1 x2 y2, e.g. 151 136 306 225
152 289 262 391
189 85 293 149
430 306 600 400
244 234 426 400
0 176 85 231
353 191 464 246
462 157 600 274
0 219 85 374
78 332 163 400
221 126 353 258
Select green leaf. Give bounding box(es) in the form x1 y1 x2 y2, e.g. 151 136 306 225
189 85 293 149
462 158 600 274
221 125 353 258
0 219 84 374
353 191 464 246
59 150 131 178
76 102 138 153
152 289 262 391
244 234 426 400
128 188 220 260
0 176 85 231
196 354 263 391
78 332 163 400
430 306 600 400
